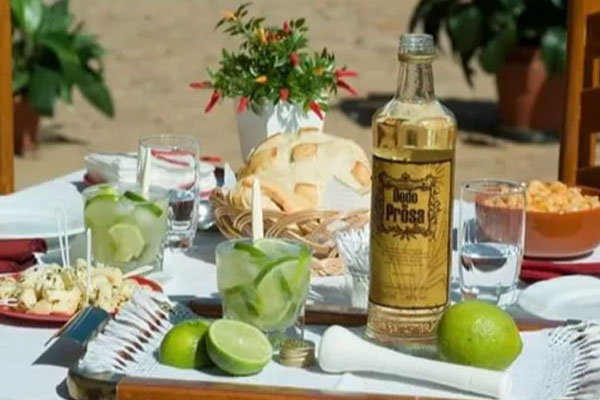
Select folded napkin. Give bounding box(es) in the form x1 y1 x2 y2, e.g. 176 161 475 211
84 152 218 194
0 239 47 273
520 258 600 283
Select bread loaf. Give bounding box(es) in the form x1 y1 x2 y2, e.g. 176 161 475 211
231 128 371 212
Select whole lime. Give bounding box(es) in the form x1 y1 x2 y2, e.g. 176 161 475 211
159 319 212 369
437 300 522 370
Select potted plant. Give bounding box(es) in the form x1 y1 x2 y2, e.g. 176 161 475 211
410 0 567 136
11 0 113 155
190 3 357 159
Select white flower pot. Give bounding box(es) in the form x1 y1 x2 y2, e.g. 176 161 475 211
235 100 325 159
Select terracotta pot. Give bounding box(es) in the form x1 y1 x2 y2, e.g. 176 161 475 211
496 48 565 134
13 96 40 155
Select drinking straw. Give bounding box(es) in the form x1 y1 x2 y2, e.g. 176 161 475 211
86 229 92 305
251 178 264 241
55 210 67 268
140 147 152 199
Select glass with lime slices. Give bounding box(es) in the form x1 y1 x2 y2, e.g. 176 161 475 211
83 183 169 273
216 238 312 345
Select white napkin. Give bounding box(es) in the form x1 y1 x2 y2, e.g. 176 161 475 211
84 152 217 194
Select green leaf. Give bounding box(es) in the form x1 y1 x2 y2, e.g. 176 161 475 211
77 75 114 117
11 0 43 35
541 26 566 75
478 18 517 73
12 70 30 93
28 66 63 116
447 5 483 55
38 0 72 34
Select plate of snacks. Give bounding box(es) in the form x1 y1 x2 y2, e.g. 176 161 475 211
478 180 600 259
0 259 161 323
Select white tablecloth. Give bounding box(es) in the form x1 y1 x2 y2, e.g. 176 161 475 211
0 171 598 399
0 171 345 399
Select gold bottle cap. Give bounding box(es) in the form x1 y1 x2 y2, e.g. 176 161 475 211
278 339 316 368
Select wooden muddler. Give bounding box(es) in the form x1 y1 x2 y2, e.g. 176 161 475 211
319 326 512 400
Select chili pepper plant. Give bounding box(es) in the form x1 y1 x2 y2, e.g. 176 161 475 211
190 3 357 120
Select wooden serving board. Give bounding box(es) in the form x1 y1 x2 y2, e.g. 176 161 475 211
66 302 562 400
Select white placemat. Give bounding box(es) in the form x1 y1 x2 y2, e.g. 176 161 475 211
79 291 600 400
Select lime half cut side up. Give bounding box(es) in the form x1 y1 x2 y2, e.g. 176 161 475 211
207 319 272 376
107 223 146 262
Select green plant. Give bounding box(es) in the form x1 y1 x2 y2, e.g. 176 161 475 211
190 3 357 118
11 0 114 117
410 0 567 85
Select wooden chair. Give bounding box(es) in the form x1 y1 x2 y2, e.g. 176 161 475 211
0 0 14 194
559 0 600 188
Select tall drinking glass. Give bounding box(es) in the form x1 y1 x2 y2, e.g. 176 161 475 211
458 179 525 307
138 135 199 251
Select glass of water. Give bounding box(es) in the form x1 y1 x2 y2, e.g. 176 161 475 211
138 135 199 251
458 179 525 307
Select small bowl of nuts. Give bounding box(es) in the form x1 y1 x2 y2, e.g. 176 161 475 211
477 180 600 259
523 181 600 258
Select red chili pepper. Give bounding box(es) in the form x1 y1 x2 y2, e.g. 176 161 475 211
336 79 358 95
189 81 212 89
282 21 290 34
334 69 358 79
309 101 324 120
237 96 249 114
279 88 289 101
205 90 220 113
290 52 300 67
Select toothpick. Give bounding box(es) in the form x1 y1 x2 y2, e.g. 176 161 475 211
86 228 92 305
62 209 70 268
55 210 67 268
141 147 152 199
251 178 264 241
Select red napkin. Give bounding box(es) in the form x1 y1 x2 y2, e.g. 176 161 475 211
520 258 600 283
0 239 47 274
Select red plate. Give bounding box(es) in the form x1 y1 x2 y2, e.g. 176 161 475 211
0 275 162 324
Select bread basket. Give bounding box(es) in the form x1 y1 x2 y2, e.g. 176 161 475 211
211 189 369 276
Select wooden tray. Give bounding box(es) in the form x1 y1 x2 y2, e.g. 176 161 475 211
66 304 561 400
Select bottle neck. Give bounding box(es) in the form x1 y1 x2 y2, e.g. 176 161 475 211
395 60 435 102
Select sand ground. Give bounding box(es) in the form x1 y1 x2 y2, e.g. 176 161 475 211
14 0 566 191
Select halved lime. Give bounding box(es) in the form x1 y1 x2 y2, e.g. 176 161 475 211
207 319 272 376
159 319 212 369
233 242 267 258
108 223 146 262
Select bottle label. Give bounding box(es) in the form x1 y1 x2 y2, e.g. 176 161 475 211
370 155 452 309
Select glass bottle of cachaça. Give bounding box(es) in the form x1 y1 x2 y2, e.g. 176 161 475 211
366 33 457 351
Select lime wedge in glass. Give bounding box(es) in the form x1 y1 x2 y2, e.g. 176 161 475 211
124 190 164 217
84 193 119 209
223 284 261 318
123 190 147 202
233 242 267 258
207 319 272 376
108 223 146 262
251 256 301 329
253 238 300 260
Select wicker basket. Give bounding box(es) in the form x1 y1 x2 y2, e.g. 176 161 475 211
211 189 369 276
